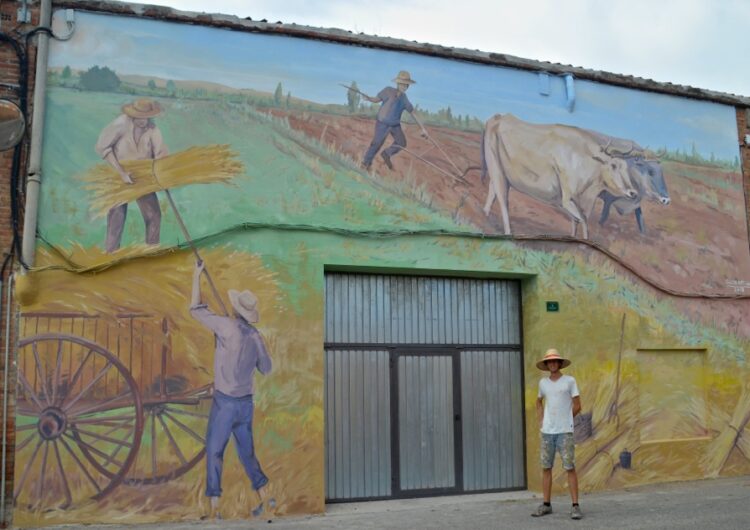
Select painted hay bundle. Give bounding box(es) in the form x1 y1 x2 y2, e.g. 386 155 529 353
702 384 750 476
577 380 638 492
580 432 634 491
81 145 244 217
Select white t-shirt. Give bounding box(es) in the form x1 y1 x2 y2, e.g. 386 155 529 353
538 374 580 434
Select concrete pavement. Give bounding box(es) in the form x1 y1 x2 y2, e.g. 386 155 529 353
33 476 750 529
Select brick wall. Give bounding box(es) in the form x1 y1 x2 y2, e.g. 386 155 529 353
0 2 33 525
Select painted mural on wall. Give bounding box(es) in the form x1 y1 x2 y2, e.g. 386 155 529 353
12 9 750 527
35 12 749 296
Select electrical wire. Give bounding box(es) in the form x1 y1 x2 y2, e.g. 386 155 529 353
22 23 76 43
34 223 750 300
0 253 11 280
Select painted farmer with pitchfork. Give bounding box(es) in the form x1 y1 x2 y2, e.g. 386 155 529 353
190 260 276 519
361 70 428 171
95 98 168 253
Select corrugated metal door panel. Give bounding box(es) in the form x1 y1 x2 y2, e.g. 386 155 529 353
324 349 391 499
398 355 455 490
461 350 525 491
325 274 520 345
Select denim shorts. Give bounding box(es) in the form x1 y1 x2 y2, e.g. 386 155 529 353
540 432 575 470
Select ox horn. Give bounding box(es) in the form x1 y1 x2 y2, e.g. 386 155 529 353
603 140 637 157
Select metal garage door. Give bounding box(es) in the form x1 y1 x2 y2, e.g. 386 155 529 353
324 273 525 501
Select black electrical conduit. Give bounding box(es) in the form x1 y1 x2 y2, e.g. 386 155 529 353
34 223 750 300
0 32 29 271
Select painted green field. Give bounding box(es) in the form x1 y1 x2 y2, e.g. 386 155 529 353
39 88 468 250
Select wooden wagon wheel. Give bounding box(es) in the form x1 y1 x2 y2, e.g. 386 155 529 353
122 384 212 486
14 334 144 510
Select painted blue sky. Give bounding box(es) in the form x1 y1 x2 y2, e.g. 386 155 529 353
49 11 740 160
151 0 749 99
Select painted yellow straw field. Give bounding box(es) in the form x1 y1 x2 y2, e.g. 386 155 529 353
14 245 325 527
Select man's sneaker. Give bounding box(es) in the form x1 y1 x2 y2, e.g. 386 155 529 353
571 504 583 520
531 503 552 517
381 151 394 170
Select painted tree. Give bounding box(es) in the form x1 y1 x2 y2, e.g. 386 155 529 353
286 91 292 108
61 65 72 79
148 79 157 90
79 66 121 92
274 82 283 106
347 81 361 113
166 79 177 96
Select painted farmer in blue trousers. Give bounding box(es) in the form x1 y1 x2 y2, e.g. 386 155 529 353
361 70 428 170
190 261 275 519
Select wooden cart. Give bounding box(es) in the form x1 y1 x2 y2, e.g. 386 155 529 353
14 311 212 510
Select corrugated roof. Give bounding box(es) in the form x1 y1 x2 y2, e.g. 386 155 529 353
56 0 750 107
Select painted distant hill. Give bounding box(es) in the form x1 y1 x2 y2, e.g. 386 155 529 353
49 67 273 97
120 74 268 96
47 67 352 114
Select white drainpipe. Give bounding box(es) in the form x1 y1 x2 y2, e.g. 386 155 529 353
21 0 53 267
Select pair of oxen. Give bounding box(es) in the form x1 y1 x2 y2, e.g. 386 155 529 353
481 114 671 239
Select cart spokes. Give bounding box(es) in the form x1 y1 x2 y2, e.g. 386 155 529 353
14 335 144 511
123 386 212 486
15 314 212 510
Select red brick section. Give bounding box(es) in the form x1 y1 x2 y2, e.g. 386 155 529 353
739 108 750 249
0 1 37 525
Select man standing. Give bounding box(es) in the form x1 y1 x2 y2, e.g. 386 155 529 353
190 261 275 519
95 98 168 253
532 348 583 520
361 70 428 170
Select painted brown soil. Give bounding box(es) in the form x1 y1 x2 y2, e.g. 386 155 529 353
265 108 750 298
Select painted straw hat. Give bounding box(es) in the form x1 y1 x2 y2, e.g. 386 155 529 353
536 348 571 370
228 289 260 324
392 70 416 85
122 98 163 119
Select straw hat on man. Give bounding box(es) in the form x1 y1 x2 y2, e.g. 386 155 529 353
536 348 571 370
228 289 260 323
392 70 416 85
121 98 163 119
